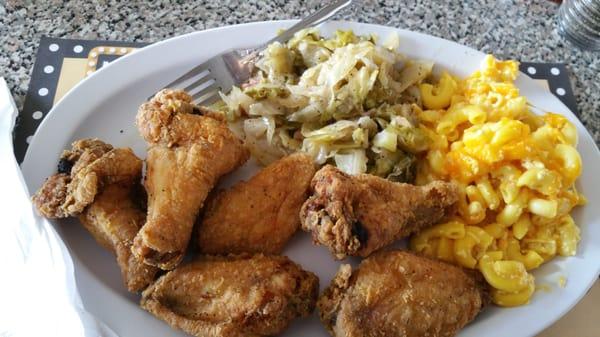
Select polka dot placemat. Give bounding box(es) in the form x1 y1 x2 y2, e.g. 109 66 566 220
13 37 148 163
520 62 579 115
12 37 580 163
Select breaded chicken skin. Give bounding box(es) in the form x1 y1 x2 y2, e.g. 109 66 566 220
318 250 489 337
300 165 459 259
133 89 249 270
32 138 135 218
78 183 157 292
32 139 158 292
141 254 319 337
198 153 316 254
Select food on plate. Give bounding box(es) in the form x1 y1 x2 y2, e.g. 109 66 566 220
30 25 587 337
410 55 586 306
32 138 136 218
79 184 159 292
31 139 158 292
141 253 319 337
132 89 250 270
318 250 489 337
197 152 317 254
300 165 459 259
217 29 431 180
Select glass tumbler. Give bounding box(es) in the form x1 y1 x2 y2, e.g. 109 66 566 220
557 0 600 51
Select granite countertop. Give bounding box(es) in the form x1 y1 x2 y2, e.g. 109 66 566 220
0 0 598 143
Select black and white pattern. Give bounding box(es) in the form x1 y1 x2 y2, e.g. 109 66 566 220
520 62 579 116
12 37 146 162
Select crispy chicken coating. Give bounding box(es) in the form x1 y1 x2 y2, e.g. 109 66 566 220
78 184 157 292
318 250 489 337
132 89 249 270
31 139 158 292
32 138 138 218
300 165 459 259
32 172 71 219
141 254 319 337
197 153 316 254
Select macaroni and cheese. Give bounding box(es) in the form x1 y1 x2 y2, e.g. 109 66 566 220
410 55 585 306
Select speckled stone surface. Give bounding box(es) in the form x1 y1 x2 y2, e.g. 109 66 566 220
1 0 598 143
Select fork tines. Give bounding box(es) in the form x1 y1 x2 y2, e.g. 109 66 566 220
158 59 227 106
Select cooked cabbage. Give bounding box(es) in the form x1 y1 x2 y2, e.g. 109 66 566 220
218 28 433 178
373 127 398 152
335 149 368 175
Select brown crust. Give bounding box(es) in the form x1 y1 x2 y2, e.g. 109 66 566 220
31 139 158 292
132 89 250 270
317 250 489 337
300 165 459 259
31 139 142 217
197 152 317 255
32 173 71 218
141 254 319 337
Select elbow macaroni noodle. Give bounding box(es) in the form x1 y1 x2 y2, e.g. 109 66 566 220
412 55 585 307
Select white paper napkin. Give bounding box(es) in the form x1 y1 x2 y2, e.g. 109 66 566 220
0 77 118 337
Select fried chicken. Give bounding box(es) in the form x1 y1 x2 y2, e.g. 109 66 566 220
300 165 459 259
32 173 71 219
32 138 132 218
141 254 319 337
318 250 489 337
78 183 157 292
197 153 316 255
31 139 158 292
132 89 250 270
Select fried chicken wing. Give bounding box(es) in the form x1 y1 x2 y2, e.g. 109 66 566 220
133 89 249 270
141 254 319 337
32 172 71 219
78 184 157 292
318 250 489 337
300 165 459 259
31 139 158 292
32 138 135 218
197 153 316 254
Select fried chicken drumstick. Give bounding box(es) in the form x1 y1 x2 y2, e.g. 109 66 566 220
133 89 249 270
32 139 158 292
318 250 489 337
300 165 459 259
141 254 319 337
197 153 316 254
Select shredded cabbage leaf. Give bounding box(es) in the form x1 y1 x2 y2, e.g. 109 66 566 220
218 28 432 179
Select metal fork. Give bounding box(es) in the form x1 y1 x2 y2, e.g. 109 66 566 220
158 0 353 106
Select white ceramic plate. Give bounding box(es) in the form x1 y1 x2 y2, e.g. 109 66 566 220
21 20 600 337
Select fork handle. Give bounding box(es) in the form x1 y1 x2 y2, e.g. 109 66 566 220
263 0 353 47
